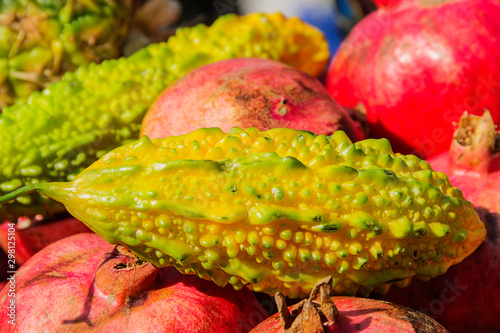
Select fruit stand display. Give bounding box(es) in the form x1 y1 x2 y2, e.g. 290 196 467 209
0 1 498 332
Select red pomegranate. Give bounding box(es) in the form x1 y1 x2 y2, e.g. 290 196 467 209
371 0 408 7
250 277 449 333
326 0 500 158
0 233 267 332
0 215 91 265
377 111 499 333
0 248 9 289
141 58 365 141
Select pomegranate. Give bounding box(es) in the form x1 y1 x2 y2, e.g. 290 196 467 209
0 248 9 289
326 0 500 158
0 214 91 265
0 233 267 332
140 58 365 141
250 277 448 333
371 0 408 7
377 111 499 333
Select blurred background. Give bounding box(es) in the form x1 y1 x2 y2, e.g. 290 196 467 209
135 0 377 55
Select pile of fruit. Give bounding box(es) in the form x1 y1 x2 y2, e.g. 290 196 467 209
0 0 498 332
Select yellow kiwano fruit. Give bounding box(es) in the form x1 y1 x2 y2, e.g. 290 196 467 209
0 127 486 298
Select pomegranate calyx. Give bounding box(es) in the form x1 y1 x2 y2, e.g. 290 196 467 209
94 245 158 301
450 110 499 174
275 98 289 116
276 276 339 333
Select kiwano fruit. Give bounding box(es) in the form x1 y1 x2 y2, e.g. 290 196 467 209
0 0 137 108
377 111 500 333
0 127 486 298
0 12 329 223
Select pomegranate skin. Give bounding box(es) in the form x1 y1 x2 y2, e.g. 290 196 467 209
372 0 409 7
0 233 266 332
141 57 365 141
0 216 92 265
377 112 500 333
326 0 500 157
0 248 9 287
250 296 448 333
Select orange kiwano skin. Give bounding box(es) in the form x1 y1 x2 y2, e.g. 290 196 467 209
140 58 365 141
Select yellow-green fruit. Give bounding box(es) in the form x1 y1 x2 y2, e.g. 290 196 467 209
0 0 136 108
0 12 329 223
0 128 486 298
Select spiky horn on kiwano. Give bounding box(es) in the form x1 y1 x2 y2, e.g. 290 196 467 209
0 128 486 298
0 12 329 223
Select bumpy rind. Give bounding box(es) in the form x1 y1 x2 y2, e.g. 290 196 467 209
0 12 329 222
0 0 136 107
33 127 486 298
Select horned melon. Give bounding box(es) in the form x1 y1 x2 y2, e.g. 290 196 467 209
0 127 486 298
0 12 329 223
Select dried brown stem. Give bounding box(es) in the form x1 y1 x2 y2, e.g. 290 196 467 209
275 276 339 333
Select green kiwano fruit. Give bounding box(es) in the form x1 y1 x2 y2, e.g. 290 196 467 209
0 12 329 223
0 0 136 108
0 127 486 298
